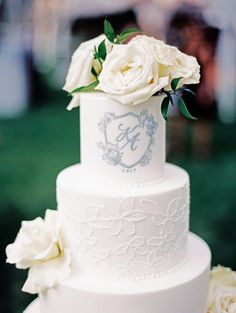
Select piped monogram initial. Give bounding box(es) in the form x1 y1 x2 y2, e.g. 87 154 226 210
98 110 158 169
116 124 141 151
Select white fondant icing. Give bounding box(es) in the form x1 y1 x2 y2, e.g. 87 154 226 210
57 163 189 280
80 92 165 186
22 93 211 313
24 233 211 313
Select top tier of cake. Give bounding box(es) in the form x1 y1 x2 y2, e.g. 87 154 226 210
80 92 165 186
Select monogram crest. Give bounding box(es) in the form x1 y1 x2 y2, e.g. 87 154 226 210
97 109 158 169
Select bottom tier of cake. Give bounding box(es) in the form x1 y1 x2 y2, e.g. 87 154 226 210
24 233 211 313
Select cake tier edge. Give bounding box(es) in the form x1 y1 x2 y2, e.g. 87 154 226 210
57 163 190 280
24 233 211 313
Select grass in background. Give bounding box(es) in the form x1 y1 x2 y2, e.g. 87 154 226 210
0 98 236 312
0 99 79 218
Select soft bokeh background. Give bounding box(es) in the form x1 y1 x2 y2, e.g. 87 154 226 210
0 0 236 312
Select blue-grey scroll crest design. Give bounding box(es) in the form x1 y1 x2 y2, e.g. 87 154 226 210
97 109 158 169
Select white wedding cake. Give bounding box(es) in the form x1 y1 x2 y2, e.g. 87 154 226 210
6 21 211 313
22 93 210 313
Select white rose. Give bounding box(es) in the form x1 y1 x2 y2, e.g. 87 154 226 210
96 39 169 105
63 34 112 110
131 35 200 89
130 35 166 57
207 266 236 313
214 289 236 313
165 47 200 88
6 209 71 294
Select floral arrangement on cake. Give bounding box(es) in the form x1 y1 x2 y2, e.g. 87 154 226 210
6 210 72 294
207 266 236 313
63 19 200 120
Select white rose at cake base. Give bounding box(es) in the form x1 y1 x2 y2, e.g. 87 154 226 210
6 210 71 294
207 266 236 313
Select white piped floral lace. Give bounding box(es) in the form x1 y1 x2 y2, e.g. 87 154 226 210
60 184 189 280
90 198 146 236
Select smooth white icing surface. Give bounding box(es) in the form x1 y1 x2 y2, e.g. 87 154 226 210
80 92 165 186
25 233 211 313
57 163 189 280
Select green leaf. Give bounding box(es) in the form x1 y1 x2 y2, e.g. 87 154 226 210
183 88 196 96
120 27 140 37
163 90 174 106
161 97 170 121
71 80 99 94
98 39 107 60
116 27 140 43
93 46 98 59
91 66 98 78
171 77 182 91
168 95 174 106
104 19 116 43
178 97 197 120
93 45 103 66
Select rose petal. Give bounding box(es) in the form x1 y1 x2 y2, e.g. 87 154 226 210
22 249 71 294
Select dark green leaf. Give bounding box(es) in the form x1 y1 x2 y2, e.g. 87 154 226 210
104 19 116 43
93 45 103 66
168 95 174 107
120 27 140 37
116 27 140 43
71 80 99 94
178 97 197 120
98 39 107 60
168 93 174 106
163 90 174 106
183 88 196 96
161 97 170 121
171 77 182 91
91 66 98 78
93 45 98 59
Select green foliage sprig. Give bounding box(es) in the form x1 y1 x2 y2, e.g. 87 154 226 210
94 39 107 65
70 81 99 95
161 77 197 121
104 19 140 44
69 19 140 96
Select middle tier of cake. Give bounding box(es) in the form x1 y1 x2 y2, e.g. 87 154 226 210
57 163 189 281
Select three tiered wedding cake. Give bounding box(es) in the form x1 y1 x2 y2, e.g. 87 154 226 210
6 21 211 313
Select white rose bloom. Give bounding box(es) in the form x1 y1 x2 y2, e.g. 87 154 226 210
6 209 71 294
131 35 200 90
166 47 200 88
130 35 170 78
207 266 236 313
63 34 112 110
96 40 169 105
130 35 166 57
214 289 236 313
